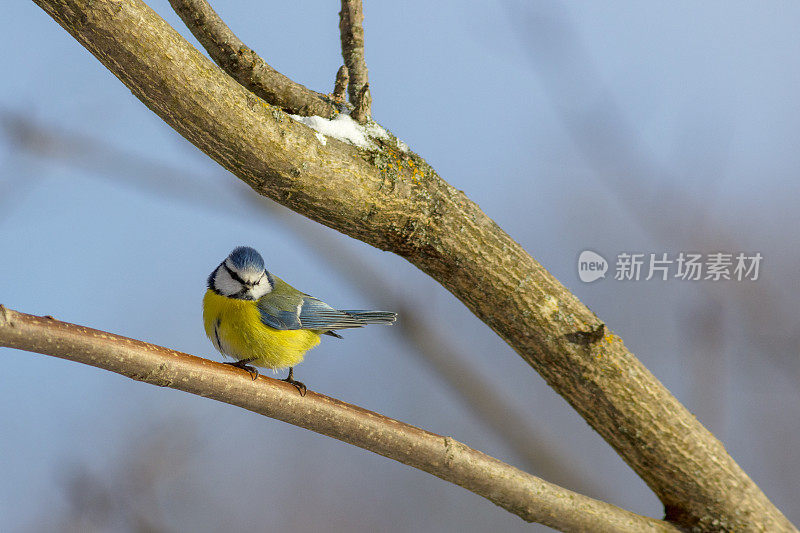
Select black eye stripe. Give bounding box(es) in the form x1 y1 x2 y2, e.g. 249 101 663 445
222 263 266 288
222 262 248 285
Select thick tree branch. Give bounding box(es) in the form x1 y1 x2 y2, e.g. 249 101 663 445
168 0 337 118
339 0 370 121
0 307 677 533
29 0 796 530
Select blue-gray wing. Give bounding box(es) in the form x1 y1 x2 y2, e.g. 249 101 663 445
258 295 368 331
256 294 303 330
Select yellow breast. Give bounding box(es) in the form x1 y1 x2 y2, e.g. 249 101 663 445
202 289 321 370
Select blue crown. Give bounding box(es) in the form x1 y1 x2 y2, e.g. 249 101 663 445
228 246 265 271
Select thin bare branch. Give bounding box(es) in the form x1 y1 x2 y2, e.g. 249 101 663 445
0 306 677 533
168 0 337 118
29 0 797 529
339 0 370 121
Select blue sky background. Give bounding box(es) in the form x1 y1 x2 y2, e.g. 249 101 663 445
2 1 799 531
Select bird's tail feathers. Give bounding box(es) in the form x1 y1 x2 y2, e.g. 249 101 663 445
342 310 397 325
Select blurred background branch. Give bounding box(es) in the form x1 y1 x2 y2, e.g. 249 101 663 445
514 3 800 432
0 109 602 499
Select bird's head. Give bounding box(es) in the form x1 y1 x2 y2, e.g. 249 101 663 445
209 246 273 300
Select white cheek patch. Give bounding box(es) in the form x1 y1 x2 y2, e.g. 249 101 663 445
214 267 243 296
249 274 272 299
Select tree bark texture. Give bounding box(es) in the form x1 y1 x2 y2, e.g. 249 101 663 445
30 0 795 530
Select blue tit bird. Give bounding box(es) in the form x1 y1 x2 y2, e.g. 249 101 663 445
203 246 397 395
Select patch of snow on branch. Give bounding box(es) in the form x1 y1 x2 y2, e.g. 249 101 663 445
289 113 372 149
363 121 389 141
289 113 403 151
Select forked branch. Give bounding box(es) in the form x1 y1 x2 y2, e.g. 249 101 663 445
169 0 337 118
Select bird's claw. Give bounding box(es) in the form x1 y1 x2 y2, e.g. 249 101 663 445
224 360 259 380
282 376 307 396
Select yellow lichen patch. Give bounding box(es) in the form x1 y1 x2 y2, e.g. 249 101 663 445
593 334 623 361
